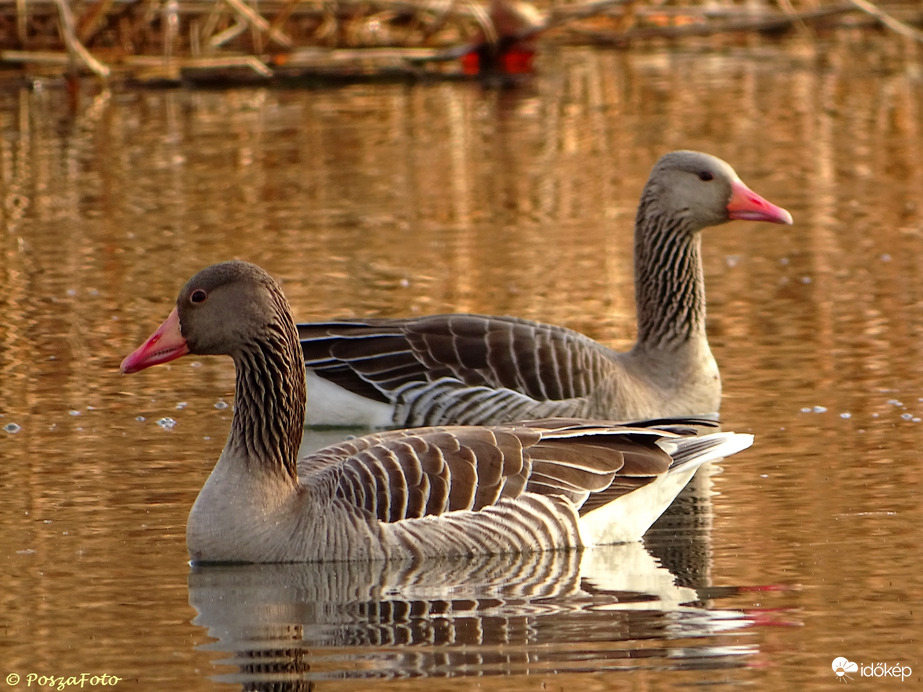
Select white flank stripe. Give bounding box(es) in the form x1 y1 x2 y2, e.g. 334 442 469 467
304 370 394 427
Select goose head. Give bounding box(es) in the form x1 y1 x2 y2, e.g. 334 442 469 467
121 261 292 373
644 150 793 231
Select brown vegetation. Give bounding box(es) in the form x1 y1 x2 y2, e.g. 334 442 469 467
0 0 920 82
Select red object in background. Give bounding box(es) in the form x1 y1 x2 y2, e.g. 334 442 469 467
461 0 543 76
461 43 537 75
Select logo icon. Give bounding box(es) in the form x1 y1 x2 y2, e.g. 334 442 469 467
832 657 858 682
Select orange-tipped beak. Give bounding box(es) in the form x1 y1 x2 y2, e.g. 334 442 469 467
120 307 189 374
727 180 793 225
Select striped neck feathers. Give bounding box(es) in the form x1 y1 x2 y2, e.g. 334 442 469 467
633 194 708 350
226 313 306 483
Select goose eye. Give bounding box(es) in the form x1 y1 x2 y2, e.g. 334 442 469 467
698 170 714 182
190 289 208 304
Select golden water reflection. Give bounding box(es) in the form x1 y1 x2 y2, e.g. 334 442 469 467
1 35 922 689
190 546 767 687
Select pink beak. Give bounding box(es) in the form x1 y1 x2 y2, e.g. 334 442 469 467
120 307 190 374
727 180 793 225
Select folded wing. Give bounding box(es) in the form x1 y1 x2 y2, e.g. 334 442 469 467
300 419 718 525
298 314 617 403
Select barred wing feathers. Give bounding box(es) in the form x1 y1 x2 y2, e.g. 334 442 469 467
300 419 733 525
298 315 617 405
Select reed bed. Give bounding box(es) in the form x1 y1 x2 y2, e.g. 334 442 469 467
0 0 920 82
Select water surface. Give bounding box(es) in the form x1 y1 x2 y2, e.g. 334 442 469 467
1 34 921 689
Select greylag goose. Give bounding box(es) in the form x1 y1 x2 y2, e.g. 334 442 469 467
121 260 753 563
298 150 792 428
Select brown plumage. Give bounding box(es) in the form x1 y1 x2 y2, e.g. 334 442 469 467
121 260 753 563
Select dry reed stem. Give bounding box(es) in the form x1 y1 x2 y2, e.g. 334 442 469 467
847 0 923 42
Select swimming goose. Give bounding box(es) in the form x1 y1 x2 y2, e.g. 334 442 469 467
298 150 792 428
121 260 753 563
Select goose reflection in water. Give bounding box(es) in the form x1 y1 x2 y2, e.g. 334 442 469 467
189 538 795 688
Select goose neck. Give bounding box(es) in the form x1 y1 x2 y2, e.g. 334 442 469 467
226 327 306 483
633 206 707 350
